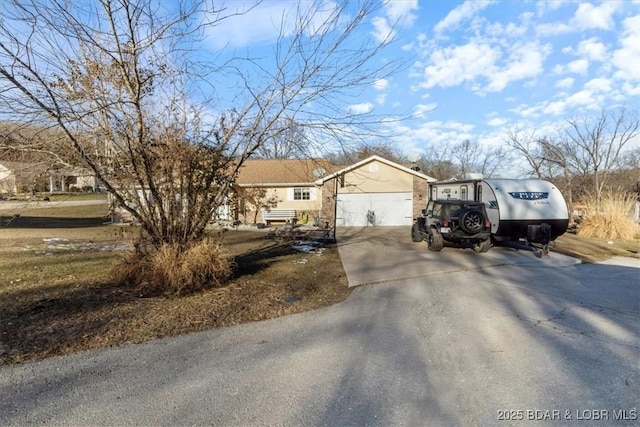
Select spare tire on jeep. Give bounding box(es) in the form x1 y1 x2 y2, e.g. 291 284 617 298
459 209 485 234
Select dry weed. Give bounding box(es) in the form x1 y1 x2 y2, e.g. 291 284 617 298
578 189 639 240
112 238 232 295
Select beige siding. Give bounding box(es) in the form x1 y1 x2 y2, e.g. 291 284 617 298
337 161 413 194
239 185 323 224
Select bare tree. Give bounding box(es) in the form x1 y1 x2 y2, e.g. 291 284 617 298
417 150 459 180
419 139 507 180
328 141 407 165
0 0 399 251
504 126 549 179
563 107 640 207
253 117 308 159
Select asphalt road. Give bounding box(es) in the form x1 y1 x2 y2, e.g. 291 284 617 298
0 227 638 426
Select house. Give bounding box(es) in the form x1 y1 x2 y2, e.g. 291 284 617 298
0 161 98 195
234 156 435 227
234 158 339 225
0 161 48 195
47 166 99 192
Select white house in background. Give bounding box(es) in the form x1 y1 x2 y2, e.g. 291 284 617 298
0 161 98 195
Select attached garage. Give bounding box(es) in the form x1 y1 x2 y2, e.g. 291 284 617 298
316 155 436 229
336 192 413 226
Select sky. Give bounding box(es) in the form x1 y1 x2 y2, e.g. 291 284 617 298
202 0 640 170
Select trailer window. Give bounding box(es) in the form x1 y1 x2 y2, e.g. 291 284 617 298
460 185 468 200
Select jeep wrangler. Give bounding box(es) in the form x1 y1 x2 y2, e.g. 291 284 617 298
412 199 492 252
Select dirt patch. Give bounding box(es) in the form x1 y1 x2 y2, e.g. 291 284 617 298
0 228 350 364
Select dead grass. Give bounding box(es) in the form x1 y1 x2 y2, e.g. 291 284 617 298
112 238 234 295
553 232 640 263
577 189 640 240
0 226 350 365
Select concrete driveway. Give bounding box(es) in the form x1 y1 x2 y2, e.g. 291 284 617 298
1 228 638 425
336 226 580 287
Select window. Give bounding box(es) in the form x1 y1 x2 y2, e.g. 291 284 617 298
293 187 311 200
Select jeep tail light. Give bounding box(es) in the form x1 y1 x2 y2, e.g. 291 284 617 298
442 219 450 227
485 220 491 228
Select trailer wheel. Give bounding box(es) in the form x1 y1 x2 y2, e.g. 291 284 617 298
473 239 492 253
411 223 423 242
459 209 484 234
427 229 444 251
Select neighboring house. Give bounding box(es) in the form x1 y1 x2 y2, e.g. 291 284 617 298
0 161 98 195
47 166 99 192
234 155 435 227
0 161 48 195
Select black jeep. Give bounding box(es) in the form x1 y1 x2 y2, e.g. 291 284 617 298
412 199 492 252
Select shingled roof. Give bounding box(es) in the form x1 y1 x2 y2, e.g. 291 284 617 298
236 158 340 186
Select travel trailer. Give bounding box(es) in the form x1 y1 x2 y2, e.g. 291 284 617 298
429 177 569 244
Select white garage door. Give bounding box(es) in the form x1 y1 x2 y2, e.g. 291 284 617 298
336 193 413 226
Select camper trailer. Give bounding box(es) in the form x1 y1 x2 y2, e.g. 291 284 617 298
429 178 569 244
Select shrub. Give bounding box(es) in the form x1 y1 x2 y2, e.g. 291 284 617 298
578 189 639 240
112 238 233 295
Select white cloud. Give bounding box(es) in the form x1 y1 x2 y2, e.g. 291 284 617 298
485 42 550 92
612 15 640 81
555 77 574 89
487 117 507 127
371 15 395 43
383 0 419 27
348 102 374 114
376 94 387 105
584 77 611 93
204 1 338 49
372 0 419 44
374 78 389 90
566 59 589 75
413 103 437 117
572 2 618 30
576 38 608 62
434 0 495 35
419 42 500 89
536 1 620 36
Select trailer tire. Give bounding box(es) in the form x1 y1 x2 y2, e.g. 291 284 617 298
427 228 444 251
459 209 485 234
473 238 492 253
411 224 423 242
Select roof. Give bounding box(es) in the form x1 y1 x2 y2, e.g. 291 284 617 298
236 158 340 186
315 155 436 184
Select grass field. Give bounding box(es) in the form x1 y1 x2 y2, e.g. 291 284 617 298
0 204 350 364
0 202 637 364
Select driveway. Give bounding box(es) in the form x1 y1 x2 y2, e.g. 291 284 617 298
1 228 638 425
336 226 580 287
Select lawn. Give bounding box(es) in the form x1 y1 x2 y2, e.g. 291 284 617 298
0 203 637 365
0 207 350 364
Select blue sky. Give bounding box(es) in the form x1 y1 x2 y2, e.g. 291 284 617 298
201 1 640 163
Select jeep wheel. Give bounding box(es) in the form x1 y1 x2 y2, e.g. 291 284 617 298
473 239 492 253
411 224 423 242
459 209 485 234
427 229 444 251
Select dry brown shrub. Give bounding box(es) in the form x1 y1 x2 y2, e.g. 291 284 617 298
111 238 233 295
578 189 639 240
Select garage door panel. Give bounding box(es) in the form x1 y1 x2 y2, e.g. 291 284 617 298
336 193 412 227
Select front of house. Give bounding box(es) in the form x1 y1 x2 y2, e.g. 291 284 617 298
234 156 435 228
